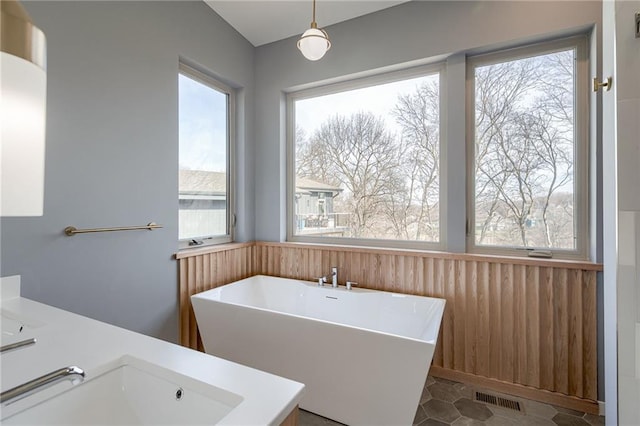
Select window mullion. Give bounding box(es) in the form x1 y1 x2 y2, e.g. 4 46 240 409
443 53 467 253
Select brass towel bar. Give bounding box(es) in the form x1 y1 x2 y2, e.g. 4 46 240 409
64 222 162 236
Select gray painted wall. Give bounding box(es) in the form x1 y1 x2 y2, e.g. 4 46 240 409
0 1 254 343
253 0 603 397
254 0 602 243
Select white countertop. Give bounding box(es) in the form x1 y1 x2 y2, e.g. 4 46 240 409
0 281 304 425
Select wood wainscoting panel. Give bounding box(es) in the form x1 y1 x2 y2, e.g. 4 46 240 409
177 241 600 409
253 242 600 403
279 406 299 426
176 242 256 350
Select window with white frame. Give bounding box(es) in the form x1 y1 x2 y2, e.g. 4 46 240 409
287 35 590 259
178 64 234 245
468 37 588 257
288 68 442 248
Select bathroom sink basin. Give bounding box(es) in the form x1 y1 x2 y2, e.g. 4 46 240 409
1 309 44 338
1 309 43 352
1 315 25 337
3 355 243 425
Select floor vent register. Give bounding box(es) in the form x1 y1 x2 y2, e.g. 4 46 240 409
474 391 523 412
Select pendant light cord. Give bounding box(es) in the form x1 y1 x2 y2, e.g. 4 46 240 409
311 0 317 27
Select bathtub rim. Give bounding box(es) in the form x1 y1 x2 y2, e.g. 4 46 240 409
191 274 446 345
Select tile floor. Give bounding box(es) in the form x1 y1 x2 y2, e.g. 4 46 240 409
298 376 605 426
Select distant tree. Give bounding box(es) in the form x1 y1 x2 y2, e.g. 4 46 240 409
296 126 337 186
390 80 440 241
295 50 575 248
532 51 574 247
296 112 401 238
474 57 541 246
474 50 575 248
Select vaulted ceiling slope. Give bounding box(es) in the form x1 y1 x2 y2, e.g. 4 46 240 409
204 0 409 46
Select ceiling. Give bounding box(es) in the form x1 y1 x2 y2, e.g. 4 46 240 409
204 0 409 47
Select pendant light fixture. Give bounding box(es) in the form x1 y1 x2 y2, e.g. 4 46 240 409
297 0 331 61
1 0 47 216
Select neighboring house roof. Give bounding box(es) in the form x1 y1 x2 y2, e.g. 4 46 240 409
296 177 343 194
179 170 226 195
179 171 343 197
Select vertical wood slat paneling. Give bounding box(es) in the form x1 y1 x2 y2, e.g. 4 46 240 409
178 242 600 404
582 271 597 399
501 264 514 383
568 269 582 397
554 268 569 395
177 243 256 350
526 266 541 388
453 260 466 372
443 259 455 370
187 256 197 350
477 262 490 379
514 265 527 385
250 242 599 402
465 261 477 374
179 256 189 348
433 258 445 367
539 267 554 392
488 263 501 380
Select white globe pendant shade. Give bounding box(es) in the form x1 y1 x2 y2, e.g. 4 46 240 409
297 27 331 61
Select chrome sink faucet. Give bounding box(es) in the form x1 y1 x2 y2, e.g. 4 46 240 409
1 366 85 405
0 338 36 354
317 267 338 287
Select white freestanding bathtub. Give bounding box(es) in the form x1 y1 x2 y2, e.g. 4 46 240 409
192 275 445 425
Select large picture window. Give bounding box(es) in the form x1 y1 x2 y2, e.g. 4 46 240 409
288 68 442 248
178 64 234 245
287 35 590 259
468 37 588 257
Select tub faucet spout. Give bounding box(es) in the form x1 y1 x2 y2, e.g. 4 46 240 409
330 267 338 288
316 268 337 287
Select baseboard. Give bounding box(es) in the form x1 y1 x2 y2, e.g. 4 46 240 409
429 366 600 415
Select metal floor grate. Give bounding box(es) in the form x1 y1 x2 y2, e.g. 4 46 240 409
475 391 522 412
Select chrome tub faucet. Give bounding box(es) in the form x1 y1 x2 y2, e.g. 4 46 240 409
330 267 338 287
317 266 338 287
